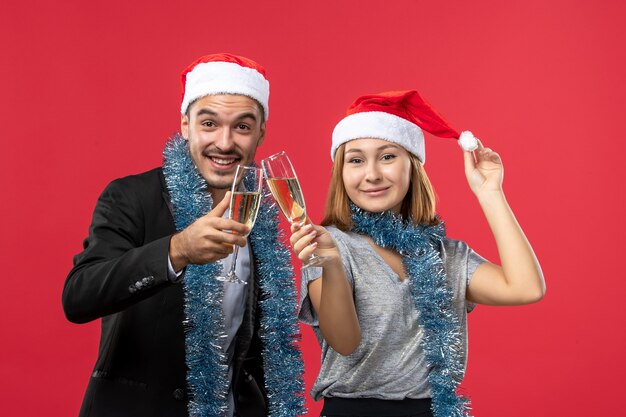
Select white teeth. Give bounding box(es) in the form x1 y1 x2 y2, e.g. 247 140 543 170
210 157 236 165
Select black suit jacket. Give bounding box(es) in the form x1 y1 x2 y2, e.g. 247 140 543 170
63 168 266 417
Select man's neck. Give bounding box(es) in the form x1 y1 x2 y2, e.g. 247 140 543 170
210 189 228 206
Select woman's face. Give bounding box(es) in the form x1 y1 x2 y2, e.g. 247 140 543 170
342 138 412 213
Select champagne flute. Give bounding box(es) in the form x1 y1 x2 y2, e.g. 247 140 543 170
261 151 326 268
216 165 263 284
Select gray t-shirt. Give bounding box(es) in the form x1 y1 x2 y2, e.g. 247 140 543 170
299 226 486 401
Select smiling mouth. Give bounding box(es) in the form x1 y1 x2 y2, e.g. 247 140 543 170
361 187 390 195
203 153 244 169
209 156 239 165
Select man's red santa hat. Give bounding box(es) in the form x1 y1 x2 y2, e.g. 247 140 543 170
331 89 478 162
180 53 270 119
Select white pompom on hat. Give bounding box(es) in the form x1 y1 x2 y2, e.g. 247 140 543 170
180 53 270 120
331 90 478 163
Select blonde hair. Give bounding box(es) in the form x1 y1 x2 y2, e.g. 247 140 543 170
321 143 440 231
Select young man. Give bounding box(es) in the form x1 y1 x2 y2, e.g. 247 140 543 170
63 54 304 417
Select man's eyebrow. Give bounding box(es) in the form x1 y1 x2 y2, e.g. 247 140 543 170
194 109 258 122
235 112 258 122
195 108 218 117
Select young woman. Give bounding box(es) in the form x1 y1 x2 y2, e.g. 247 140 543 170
290 90 545 417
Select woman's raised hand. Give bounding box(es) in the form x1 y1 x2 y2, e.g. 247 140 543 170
463 139 504 197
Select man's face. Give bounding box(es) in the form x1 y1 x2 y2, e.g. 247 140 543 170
181 94 266 194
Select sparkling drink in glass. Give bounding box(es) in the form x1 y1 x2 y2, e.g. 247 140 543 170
261 151 326 268
216 165 263 284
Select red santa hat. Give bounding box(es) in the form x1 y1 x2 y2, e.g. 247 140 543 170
331 90 478 162
180 53 270 119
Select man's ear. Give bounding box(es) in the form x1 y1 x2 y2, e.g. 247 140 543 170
257 122 266 146
180 113 189 139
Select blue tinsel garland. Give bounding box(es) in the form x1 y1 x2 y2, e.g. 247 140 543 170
163 134 305 417
350 205 471 417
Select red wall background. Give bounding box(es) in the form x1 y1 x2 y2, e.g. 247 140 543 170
1 1 625 416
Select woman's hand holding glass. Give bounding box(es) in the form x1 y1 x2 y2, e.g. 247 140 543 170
289 223 339 268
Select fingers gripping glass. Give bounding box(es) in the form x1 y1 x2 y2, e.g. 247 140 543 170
261 151 326 269
216 165 263 284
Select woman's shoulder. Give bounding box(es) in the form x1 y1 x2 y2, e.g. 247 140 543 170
324 224 344 237
439 236 487 270
439 236 472 255
324 225 368 248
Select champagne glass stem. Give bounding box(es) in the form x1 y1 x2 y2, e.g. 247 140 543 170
217 242 245 284
227 245 240 277
302 253 326 269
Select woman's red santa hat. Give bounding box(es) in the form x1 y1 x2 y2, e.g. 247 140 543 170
331 89 478 162
180 53 270 120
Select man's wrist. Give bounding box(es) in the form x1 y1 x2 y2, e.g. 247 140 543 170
167 253 184 283
169 233 188 274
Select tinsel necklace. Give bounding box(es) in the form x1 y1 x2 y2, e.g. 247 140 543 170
162 134 305 417
350 204 471 417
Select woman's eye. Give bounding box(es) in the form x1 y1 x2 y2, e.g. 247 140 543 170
381 154 396 161
348 158 363 164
